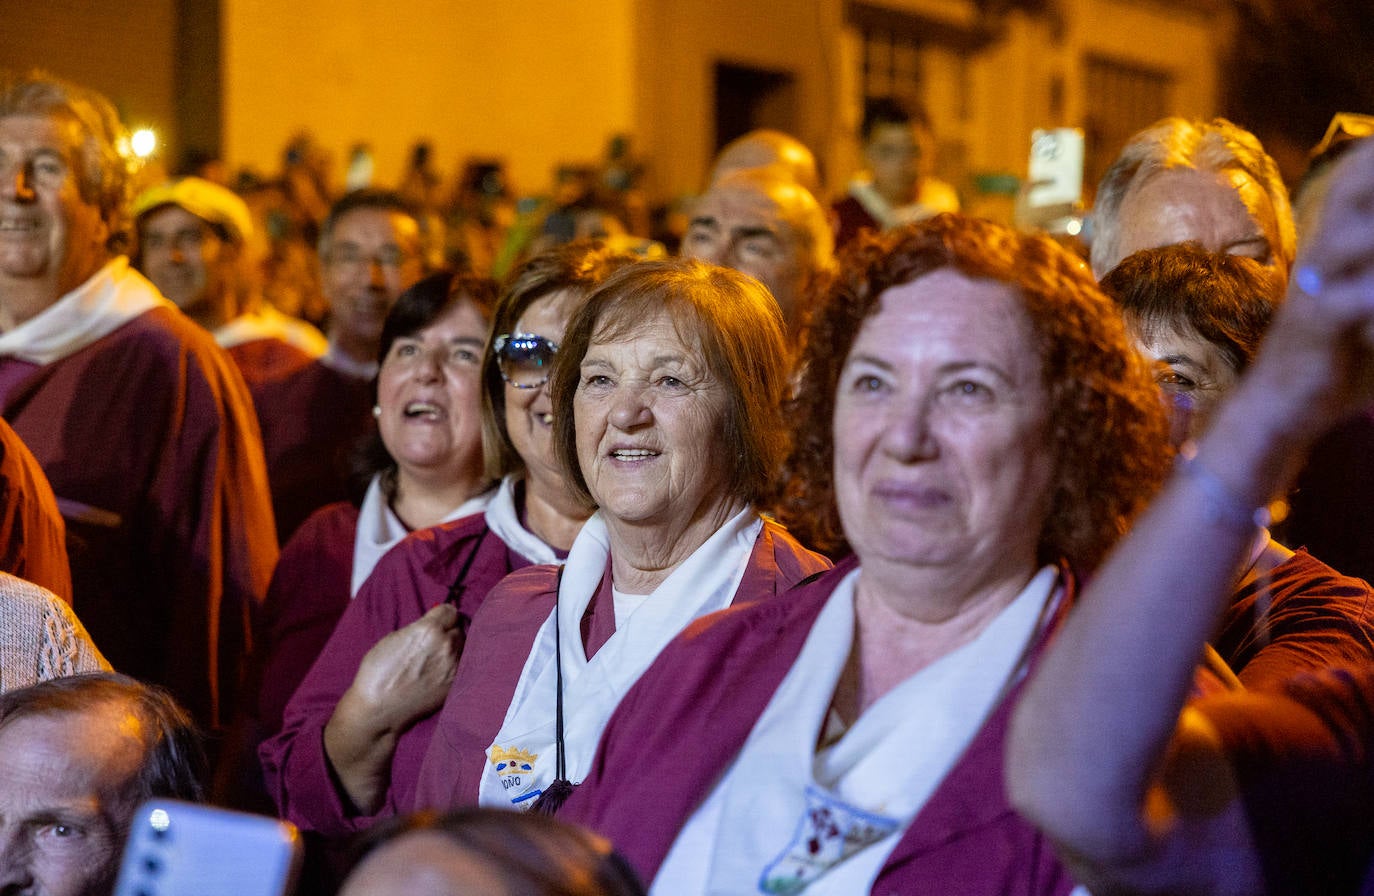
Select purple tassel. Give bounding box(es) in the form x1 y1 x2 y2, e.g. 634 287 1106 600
529 778 575 816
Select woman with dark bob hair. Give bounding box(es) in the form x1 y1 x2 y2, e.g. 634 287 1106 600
407 257 829 813
263 244 635 835
340 808 645 896
257 270 498 734
558 214 1171 894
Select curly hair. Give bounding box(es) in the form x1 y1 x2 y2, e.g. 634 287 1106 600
778 214 1171 572
549 258 789 510
0 69 135 247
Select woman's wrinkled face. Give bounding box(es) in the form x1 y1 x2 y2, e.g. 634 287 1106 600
376 299 487 483
573 307 732 528
504 289 578 493
833 269 1055 580
1128 316 1240 447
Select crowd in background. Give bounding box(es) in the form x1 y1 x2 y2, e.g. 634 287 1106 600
3 64 1374 896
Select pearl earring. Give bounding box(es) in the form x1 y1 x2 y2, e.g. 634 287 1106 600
372 405 382 418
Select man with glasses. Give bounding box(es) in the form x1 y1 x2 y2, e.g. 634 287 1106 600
132 176 327 385
253 190 430 542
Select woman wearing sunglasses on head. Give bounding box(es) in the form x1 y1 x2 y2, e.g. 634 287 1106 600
261 243 636 838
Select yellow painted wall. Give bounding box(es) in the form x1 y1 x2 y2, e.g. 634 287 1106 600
0 0 177 149
223 0 639 196
634 0 842 200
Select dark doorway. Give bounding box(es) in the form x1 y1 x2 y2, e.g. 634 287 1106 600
713 62 799 156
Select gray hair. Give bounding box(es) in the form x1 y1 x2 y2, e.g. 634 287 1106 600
1089 117 1295 278
0 70 134 245
0 672 204 804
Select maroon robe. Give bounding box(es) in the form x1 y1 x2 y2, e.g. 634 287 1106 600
227 337 315 391
411 519 831 812
0 417 70 601
1194 665 1374 895
260 512 529 835
249 358 374 544
560 557 1077 894
1215 549 1374 690
256 501 360 735
0 305 277 729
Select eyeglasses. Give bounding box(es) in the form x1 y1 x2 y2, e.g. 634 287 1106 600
326 245 414 274
494 333 558 389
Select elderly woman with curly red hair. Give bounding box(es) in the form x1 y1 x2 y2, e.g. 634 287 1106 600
559 214 1173 894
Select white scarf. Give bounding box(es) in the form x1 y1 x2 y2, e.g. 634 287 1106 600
656 566 1060 895
482 476 565 567
349 474 495 596
214 307 327 356
0 258 170 364
479 506 762 809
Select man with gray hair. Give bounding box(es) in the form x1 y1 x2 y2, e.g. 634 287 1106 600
0 672 203 896
681 167 834 352
0 70 277 730
1088 117 1296 280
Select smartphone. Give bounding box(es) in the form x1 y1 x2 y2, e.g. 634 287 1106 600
114 800 302 896
1025 127 1085 209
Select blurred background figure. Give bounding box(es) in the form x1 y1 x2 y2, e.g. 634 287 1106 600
133 176 327 386
681 167 833 352
0 417 69 601
251 189 429 543
340 809 645 896
709 128 822 196
832 96 960 251
1088 117 1295 280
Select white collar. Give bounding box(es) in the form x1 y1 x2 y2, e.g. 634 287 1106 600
483 475 566 566
320 340 378 380
0 258 171 365
350 474 495 596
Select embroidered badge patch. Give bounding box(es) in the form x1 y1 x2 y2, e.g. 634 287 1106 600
489 745 541 805
757 785 899 894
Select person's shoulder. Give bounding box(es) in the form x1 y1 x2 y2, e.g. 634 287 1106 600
760 517 833 579
1273 548 1374 597
286 501 361 548
380 512 498 581
0 570 60 611
682 556 853 647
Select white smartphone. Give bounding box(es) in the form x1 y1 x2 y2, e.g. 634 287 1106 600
114 800 302 896
1026 127 1085 208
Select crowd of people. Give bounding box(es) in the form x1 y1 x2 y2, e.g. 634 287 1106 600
2 65 1374 896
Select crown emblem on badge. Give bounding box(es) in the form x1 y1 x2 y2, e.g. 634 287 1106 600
490 745 539 769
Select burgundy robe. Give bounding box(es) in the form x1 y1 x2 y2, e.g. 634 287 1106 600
1215 548 1374 690
260 513 529 835
227 337 315 391
0 417 70 601
560 556 1077 894
0 306 277 729
256 501 360 735
1195 665 1374 895
411 519 831 812
249 358 374 544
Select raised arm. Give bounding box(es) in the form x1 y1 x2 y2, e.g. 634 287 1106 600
1007 137 1374 895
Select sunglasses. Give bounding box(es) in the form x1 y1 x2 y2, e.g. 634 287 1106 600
494 333 559 389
